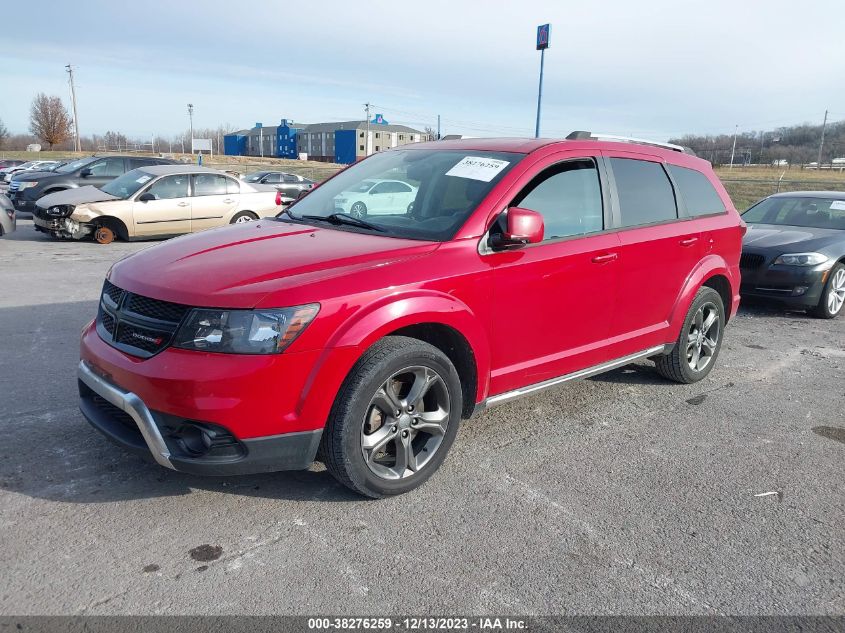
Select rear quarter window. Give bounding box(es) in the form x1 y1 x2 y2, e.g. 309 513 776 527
667 164 726 216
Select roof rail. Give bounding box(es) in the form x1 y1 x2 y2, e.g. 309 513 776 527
566 131 696 156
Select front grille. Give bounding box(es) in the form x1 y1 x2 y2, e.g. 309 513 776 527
96 280 192 358
101 311 115 336
740 252 765 269
126 294 190 323
116 322 171 354
102 279 124 304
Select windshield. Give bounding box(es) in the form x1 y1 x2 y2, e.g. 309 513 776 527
16 162 36 169
742 196 845 230
56 157 96 173
100 169 154 199
285 149 522 241
244 172 267 182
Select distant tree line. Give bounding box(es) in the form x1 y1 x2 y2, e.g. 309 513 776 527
670 120 845 167
0 93 237 155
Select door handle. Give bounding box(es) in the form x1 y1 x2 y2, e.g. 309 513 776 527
591 252 618 264
177 201 189 207
679 237 699 247
223 198 235 204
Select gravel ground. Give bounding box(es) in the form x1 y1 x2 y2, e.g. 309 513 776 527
1 220 843 616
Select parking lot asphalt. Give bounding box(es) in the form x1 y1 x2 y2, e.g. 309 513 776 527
1 219 843 616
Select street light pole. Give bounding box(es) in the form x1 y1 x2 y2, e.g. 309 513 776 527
364 102 371 156
729 124 738 169
187 103 194 155
818 109 829 169
65 64 81 152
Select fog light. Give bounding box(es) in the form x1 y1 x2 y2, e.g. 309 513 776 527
792 286 808 296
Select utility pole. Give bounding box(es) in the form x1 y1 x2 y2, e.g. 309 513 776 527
759 131 765 165
534 24 550 138
817 109 829 169
364 102 371 156
436 114 441 140
187 103 194 155
729 124 738 169
65 64 81 152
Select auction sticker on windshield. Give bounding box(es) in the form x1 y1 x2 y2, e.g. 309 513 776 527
446 156 510 182
136 175 152 183
830 200 845 211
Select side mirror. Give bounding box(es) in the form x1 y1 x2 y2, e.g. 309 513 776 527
138 192 156 202
79 168 92 178
490 207 544 250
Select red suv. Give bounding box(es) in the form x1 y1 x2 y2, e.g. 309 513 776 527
78 134 743 497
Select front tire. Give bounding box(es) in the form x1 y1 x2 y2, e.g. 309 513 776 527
810 263 845 319
350 202 367 219
230 211 258 224
93 225 116 245
321 336 462 498
654 286 725 384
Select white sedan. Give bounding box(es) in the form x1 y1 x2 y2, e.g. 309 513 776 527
333 179 418 218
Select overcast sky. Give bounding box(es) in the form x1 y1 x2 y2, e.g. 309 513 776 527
2 0 843 141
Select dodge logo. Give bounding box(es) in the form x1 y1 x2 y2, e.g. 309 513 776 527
131 332 163 345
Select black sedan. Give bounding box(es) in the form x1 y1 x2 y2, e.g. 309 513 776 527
243 171 314 198
740 191 845 318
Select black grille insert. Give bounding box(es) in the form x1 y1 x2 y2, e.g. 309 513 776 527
740 253 765 269
96 280 191 358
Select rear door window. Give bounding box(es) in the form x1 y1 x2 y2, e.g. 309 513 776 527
667 165 725 216
89 157 125 177
610 158 677 227
192 174 228 196
511 159 604 240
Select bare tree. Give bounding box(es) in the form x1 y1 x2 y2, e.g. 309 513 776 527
0 118 8 149
29 94 71 149
424 125 437 141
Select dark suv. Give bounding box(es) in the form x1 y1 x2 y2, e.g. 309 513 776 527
8 155 176 214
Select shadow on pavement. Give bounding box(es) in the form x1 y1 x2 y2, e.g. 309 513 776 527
0 299 361 504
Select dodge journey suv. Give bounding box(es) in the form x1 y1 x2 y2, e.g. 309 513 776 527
78 134 743 497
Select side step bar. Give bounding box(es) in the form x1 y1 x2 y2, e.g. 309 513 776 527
480 345 668 410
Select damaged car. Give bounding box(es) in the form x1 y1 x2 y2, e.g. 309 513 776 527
33 165 283 244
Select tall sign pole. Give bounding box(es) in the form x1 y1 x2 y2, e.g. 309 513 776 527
535 24 550 138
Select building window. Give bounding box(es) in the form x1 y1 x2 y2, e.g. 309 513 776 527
399 135 404 140
375 146 380 151
359 132 364 138
359 145 364 151
375 132 380 138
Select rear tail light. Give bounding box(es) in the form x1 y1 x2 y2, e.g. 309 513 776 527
275 191 282 206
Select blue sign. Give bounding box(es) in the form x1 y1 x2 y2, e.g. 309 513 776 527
371 113 389 125
536 23 550 50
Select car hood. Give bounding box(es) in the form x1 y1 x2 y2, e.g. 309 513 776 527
743 223 844 251
37 186 119 209
11 170 60 182
109 220 439 308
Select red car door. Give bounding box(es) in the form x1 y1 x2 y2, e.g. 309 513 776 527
603 152 703 353
486 152 622 395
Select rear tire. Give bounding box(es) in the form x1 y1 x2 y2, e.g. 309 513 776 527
321 336 462 498
810 263 845 319
654 287 725 384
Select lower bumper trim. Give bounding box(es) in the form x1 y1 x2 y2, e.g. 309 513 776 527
77 360 324 476
78 360 174 469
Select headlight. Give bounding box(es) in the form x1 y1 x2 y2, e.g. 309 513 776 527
173 304 319 354
773 252 828 266
17 182 38 189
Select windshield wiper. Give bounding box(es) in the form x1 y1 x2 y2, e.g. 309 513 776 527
298 213 385 232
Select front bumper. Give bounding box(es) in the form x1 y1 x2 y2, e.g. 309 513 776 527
78 359 322 475
740 262 828 307
8 192 37 213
